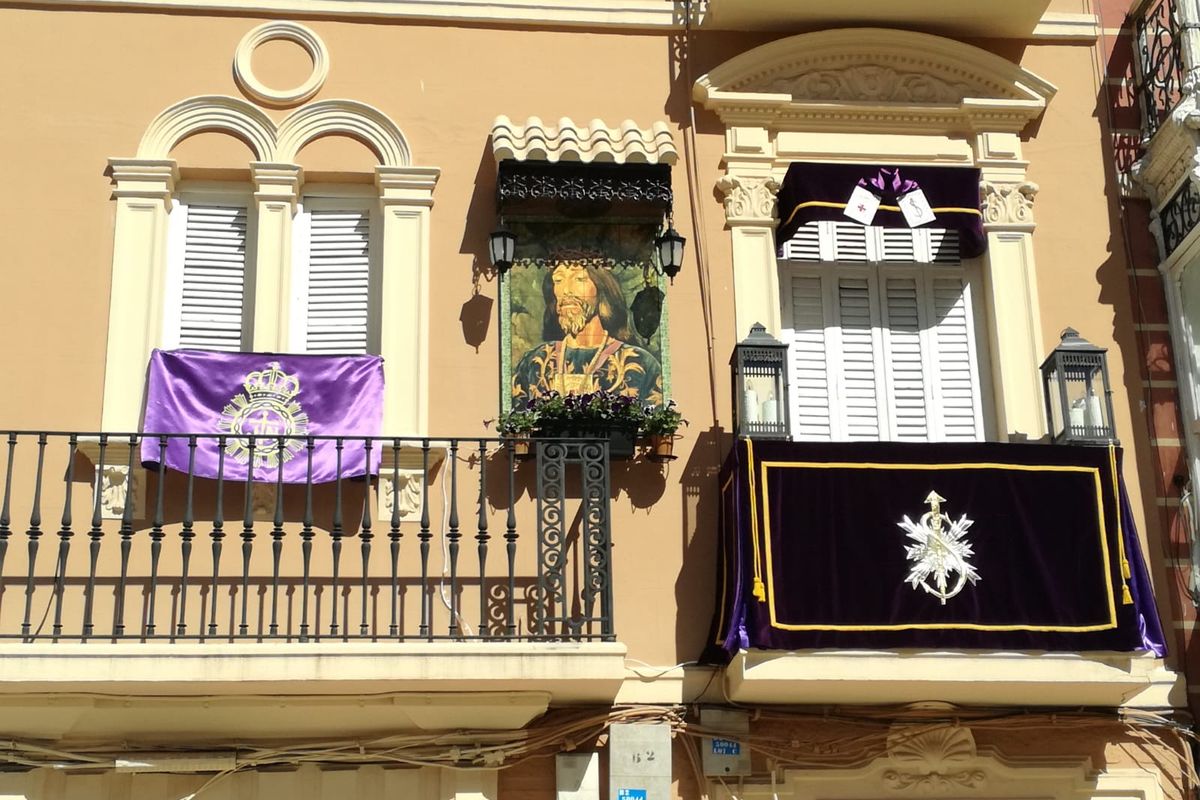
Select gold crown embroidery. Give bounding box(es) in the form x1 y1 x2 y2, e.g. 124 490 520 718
218 362 310 469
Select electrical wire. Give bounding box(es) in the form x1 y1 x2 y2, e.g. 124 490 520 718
680 0 721 428
3 704 1192 797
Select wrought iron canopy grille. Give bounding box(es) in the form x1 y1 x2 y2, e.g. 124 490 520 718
496 160 673 216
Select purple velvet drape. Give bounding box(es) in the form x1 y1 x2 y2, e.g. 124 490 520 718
705 439 1166 661
775 163 987 257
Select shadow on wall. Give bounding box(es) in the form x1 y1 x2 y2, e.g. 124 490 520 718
458 140 502 351
675 424 729 659
1089 66 1187 676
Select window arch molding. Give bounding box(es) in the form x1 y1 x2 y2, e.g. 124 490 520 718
137 95 277 161
104 93 439 439
694 27 1056 439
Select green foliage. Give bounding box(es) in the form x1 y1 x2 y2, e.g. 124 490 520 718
640 400 686 436
499 391 685 438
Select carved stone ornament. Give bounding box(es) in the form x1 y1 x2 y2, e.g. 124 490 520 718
980 181 1038 226
252 482 278 520
881 726 985 794
716 174 781 224
378 468 424 522
765 66 971 104
95 463 144 521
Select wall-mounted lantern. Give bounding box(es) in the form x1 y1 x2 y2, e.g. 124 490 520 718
1040 327 1117 444
488 226 517 274
732 323 791 440
654 221 686 282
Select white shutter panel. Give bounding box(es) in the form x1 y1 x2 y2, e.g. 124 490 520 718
879 228 918 263
880 275 930 441
835 275 883 440
176 204 248 351
301 208 372 354
787 275 833 440
928 229 961 264
830 222 869 263
929 275 983 441
781 222 822 262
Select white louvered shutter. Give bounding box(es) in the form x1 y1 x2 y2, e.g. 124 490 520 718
834 274 883 440
829 221 869 262
781 223 822 262
779 219 985 442
928 229 961 263
293 204 374 354
166 202 249 351
785 274 833 440
880 274 930 441
927 274 983 440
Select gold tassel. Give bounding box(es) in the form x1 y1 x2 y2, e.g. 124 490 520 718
753 577 766 602
1122 584 1133 605
1122 559 1132 580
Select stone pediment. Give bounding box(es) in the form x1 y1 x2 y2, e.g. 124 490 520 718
694 28 1056 132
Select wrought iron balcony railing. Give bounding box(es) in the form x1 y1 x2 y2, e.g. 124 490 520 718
1133 0 1185 140
0 432 613 643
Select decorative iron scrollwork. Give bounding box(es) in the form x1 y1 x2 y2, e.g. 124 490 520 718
1134 0 1184 140
533 439 615 640
1161 178 1200 257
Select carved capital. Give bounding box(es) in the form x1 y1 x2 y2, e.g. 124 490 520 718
716 174 780 225
108 158 179 208
980 180 1038 227
250 162 303 213
882 726 984 794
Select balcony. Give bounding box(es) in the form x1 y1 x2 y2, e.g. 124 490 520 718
0 431 627 738
1128 0 1200 261
707 439 1179 708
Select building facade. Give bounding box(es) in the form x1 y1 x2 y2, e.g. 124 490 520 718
0 1 1194 800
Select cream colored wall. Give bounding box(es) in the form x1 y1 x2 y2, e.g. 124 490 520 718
1019 40 1157 552
0 7 1161 668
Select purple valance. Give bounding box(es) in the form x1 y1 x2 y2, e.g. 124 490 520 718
775 163 986 257
141 349 384 483
704 439 1165 662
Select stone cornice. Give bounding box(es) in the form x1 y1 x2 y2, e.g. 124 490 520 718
0 0 685 28
0 1 1096 38
695 28 1055 134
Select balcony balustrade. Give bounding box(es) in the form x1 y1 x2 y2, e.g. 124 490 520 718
1133 0 1185 140
0 432 613 644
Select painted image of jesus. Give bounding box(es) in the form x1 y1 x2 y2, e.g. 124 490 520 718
512 253 663 404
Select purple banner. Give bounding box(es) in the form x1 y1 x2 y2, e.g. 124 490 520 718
141 349 384 483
